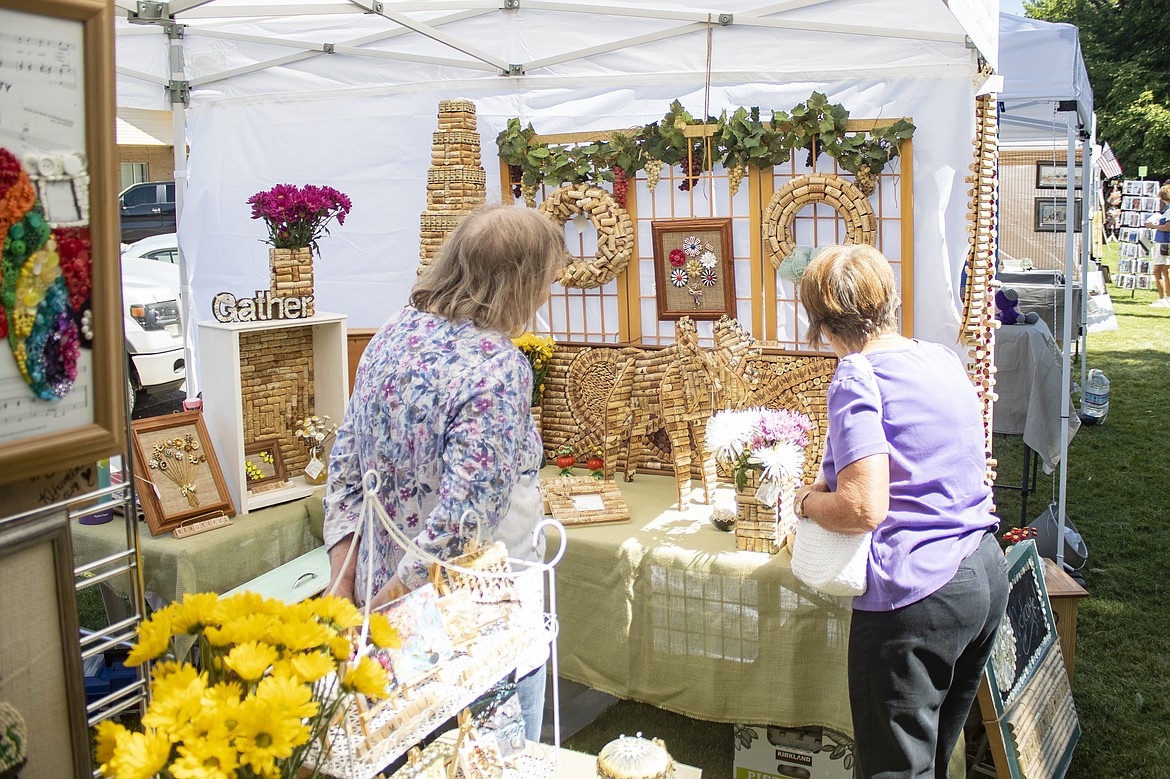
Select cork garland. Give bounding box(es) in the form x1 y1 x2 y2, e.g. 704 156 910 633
538 183 633 289
761 173 877 269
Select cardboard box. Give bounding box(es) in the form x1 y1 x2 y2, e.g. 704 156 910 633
733 725 854 779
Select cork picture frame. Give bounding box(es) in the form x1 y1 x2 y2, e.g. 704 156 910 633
131 410 236 536
542 476 630 527
652 218 736 320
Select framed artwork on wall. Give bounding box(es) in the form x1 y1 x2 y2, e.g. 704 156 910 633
652 218 736 320
1034 198 1083 232
0 0 126 483
1035 161 1082 190
131 410 236 535
0 507 92 778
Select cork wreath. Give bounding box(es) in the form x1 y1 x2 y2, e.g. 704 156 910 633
538 183 634 289
761 173 877 270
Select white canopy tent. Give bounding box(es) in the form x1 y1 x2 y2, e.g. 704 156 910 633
997 10 1095 566
114 0 998 352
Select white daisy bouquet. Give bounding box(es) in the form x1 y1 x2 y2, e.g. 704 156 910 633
94 591 400 779
705 407 814 506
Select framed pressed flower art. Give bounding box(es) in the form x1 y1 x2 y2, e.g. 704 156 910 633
0 0 126 482
652 218 735 320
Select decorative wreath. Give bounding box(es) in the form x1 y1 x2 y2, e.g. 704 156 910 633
538 183 634 289
761 173 877 270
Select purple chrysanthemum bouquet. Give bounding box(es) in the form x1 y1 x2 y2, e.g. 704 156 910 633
247 183 352 251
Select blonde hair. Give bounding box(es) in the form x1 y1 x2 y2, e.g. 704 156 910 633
1159 185 1170 205
799 244 900 351
411 205 567 334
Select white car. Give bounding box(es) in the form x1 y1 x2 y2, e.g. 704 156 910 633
122 232 179 265
121 252 185 413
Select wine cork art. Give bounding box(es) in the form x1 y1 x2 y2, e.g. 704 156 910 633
538 183 634 289
239 327 315 474
418 99 486 271
964 92 1001 485
269 246 315 316
761 173 877 269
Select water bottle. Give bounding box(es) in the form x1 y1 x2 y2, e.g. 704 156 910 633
1080 369 1109 424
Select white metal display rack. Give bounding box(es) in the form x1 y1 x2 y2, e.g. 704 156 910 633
309 470 567 779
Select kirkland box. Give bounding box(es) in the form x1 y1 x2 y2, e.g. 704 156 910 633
733 725 854 779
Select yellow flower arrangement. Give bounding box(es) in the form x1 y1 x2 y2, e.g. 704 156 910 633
511 332 556 406
95 591 401 779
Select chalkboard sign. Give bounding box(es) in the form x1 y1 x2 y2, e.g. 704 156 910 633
977 541 1079 779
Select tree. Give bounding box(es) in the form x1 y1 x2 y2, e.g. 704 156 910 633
1025 0 1170 175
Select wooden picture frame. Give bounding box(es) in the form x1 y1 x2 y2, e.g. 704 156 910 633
652 218 736 320
1035 161 1082 190
542 476 630 527
976 540 1079 779
0 0 126 483
131 410 236 536
1034 197 1083 233
0 507 91 778
244 437 288 492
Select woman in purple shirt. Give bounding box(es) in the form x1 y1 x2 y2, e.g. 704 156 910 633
793 245 1008 778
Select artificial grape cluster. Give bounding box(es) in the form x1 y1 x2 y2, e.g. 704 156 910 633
509 165 524 199
612 165 630 209
854 164 877 196
678 154 700 192
521 182 539 208
1002 526 1038 545
643 159 664 192
728 164 746 197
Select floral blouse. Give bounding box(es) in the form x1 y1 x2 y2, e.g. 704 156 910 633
323 306 541 602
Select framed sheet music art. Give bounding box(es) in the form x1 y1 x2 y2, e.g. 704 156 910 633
0 0 125 482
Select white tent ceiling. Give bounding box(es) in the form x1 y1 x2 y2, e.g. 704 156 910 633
113 0 998 352
998 11 1093 146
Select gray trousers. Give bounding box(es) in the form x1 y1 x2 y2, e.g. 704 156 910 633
848 533 1009 778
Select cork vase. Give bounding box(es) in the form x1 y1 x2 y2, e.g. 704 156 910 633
269 246 315 315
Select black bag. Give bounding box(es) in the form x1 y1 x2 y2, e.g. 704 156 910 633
1160 242 1169 257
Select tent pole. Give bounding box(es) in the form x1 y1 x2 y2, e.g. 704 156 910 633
1080 122 1094 393
169 33 197 400
1057 116 1076 568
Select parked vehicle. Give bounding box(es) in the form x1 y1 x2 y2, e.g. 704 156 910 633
119 181 176 243
121 256 185 414
122 232 178 265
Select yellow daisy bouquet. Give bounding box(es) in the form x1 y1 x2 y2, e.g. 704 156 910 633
94 591 400 779
511 332 556 406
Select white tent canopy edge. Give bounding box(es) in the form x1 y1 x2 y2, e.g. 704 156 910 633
112 0 998 387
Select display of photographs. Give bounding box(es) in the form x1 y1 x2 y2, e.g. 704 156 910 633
1119 275 1136 289
1120 243 1139 259
1122 211 1143 228
1139 260 1154 275
1123 180 1142 196
1118 259 1134 274
372 583 455 686
1122 196 1139 212
1142 180 1160 197
1035 161 1082 190
1137 275 1152 290
1034 198 1083 232
1143 196 1162 212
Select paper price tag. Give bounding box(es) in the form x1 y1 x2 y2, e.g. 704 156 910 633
304 457 326 480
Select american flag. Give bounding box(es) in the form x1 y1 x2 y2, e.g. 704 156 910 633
1098 143 1122 180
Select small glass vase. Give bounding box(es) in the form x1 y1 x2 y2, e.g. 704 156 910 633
303 446 328 485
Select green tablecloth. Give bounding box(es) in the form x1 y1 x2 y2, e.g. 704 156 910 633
72 495 323 605
546 469 854 735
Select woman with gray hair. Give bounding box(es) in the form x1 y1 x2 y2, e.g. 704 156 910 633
793 244 1008 778
324 204 566 740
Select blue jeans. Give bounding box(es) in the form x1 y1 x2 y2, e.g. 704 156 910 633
848 533 1009 778
516 663 547 743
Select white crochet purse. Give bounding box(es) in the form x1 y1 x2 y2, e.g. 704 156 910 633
791 519 870 596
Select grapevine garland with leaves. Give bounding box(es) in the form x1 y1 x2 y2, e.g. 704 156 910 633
496 92 915 202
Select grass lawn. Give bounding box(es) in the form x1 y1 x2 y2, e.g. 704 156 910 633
569 243 1170 777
